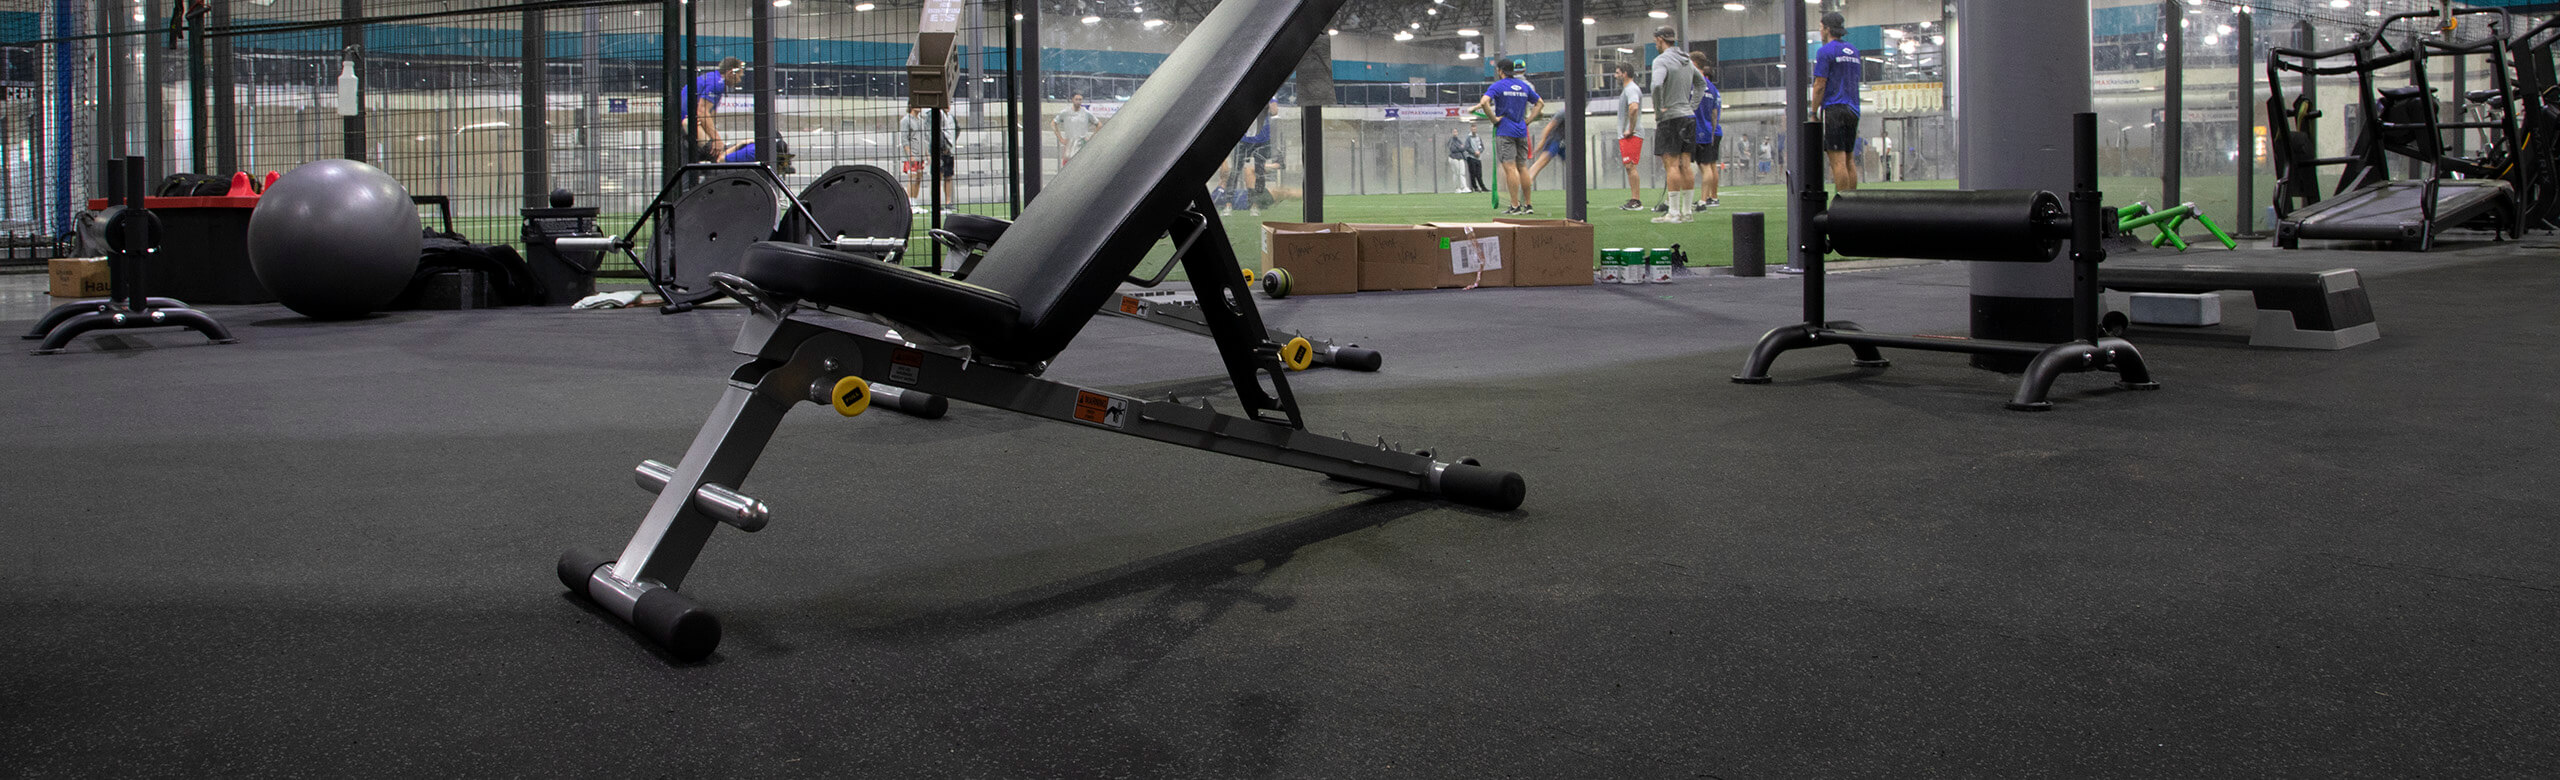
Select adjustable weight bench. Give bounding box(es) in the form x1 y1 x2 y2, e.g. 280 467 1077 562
556 0 1525 662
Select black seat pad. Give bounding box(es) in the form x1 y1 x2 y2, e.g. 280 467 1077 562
941 212 1011 246
739 241 1024 351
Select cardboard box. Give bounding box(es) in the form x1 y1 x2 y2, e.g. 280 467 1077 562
1346 224 1445 291
1257 221 1359 295
1496 218 1598 287
1422 223 1517 289
48 257 109 298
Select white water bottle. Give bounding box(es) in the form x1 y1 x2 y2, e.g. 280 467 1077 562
337 61 359 117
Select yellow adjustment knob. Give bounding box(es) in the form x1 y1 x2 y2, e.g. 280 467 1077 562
829 376 873 417
1280 336 1315 371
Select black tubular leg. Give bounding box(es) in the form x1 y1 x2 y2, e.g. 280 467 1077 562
1732 323 1822 383
1825 320 1890 366
30 312 115 354
1178 187 1303 428
23 300 108 339
2004 342 2098 412
2101 337 2161 390
157 307 239 344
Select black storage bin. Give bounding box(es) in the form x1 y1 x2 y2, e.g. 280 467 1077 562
520 205 604 306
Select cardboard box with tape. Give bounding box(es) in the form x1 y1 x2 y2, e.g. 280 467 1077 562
1494 218 1597 287
1350 223 1513 291
1257 221 1359 295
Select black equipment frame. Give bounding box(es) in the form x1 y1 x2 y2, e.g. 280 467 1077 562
22 157 237 355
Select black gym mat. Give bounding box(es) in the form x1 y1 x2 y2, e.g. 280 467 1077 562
1 243 2553 774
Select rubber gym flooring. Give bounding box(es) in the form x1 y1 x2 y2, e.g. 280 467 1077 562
3 238 2554 775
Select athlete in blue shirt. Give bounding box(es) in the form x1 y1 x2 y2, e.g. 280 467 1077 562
1470 59 1545 214
1224 100 1281 215
1811 12 1861 191
685 58 745 162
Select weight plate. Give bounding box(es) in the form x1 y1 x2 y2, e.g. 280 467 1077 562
652 171 783 295
794 164 911 247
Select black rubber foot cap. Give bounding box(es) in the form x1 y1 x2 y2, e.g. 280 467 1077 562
1333 347 1384 372
634 587 722 662
558 549 614 594
2118 381 2162 391
1731 375 1771 384
1853 359 1892 368
894 391 951 419
2004 401 2055 412
1441 463 1527 511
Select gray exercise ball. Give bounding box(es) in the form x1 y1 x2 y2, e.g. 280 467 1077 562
246 159 422 319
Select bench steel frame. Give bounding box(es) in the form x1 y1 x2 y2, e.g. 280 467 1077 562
1732 113 2158 411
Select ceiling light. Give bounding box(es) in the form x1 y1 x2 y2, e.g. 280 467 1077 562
1723 2 1743 10
2364 8 2379 16
1013 12 1022 19
1142 18 1166 29
854 1 875 9
1616 47 1633 53
1459 51 1478 59
1515 22 1534 31
1931 34 1944 45
2216 24 2232 35
1393 30 1414 41
1884 28 1904 38
771 0 788 7
1457 28 1479 36
1648 10 1669 18
1081 14 1100 23
1326 28 1339 35
1410 21 1422 29
1427 7 1437 14
1583 17 1596 25
1900 40 1917 54
2328 0 2347 6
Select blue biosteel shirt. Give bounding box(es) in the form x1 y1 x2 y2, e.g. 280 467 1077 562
1817 39 1861 111
686 70 727 119
1484 78 1540 138
1241 104 1275 144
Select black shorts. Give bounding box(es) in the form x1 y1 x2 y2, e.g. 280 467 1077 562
1654 116 1698 158
690 138 722 163
1232 141 1275 168
1694 137 1721 164
1822 104 1859 152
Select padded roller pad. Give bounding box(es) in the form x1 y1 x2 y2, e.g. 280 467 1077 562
739 241 1029 355
1440 464 1527 511
941 212 1012 247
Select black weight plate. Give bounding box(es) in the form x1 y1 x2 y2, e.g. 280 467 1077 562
794 164 911 243
651 171 782 294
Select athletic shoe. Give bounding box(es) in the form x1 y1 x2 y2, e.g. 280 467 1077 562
1619 199 1645 211
1249 208 1261 216
1694 200 1711 211
1703 197 1720 208
1650 212 1680 224
1516 205 1535 215
1218 206 1234 217
1653 202 1670 213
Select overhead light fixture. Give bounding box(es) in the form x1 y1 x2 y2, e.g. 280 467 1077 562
1723 2 1742 10
1393 30 1414 41
1582 17 1596 25
1615 47 1634 53
1648 10 1669 18
1459 51 1479 60
771 0 788 7
1884 28 1903 38
1457 28 1479 36
854 1 875 9
1900 40 1917 54
1931 34 1944 45
2364 8 2379 16
2328 0 2347 6
1327 28 1339 35
1411 21 1422 29
1142 18 1166 29
1515 22 1534 31
1013 12 1022 19
2216 24 2232 35
1427 7 1437 14
1081 14 1100 23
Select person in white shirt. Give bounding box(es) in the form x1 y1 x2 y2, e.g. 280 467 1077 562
1051 94 1102 169
1615 61 1646 211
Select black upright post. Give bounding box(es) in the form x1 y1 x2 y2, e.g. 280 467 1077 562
1782 0 1809 269
2236 9 2253 234
1020 0 1041 203
2161 0 2180 206
96 0 117 172
523 7 548 207
211 0 236 175
752 0 772 168
342 0 364 162
661 0 680 175
188 12 206 172
1563 0 1586 221
1302 108 1323 222
142 0 163 181
1002 0 1019 215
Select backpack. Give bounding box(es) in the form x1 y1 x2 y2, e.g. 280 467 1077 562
1692 81 1724 145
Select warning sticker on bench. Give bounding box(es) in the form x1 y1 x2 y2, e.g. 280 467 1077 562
890 348 924 384
1073 390 1131 429
1118 296 1148 316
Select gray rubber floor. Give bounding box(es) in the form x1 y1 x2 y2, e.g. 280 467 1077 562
2 239 2554 775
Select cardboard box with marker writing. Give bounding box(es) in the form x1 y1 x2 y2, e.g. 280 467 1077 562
1349 223 1512 291
1256 221 1359 295
48 257 109 298
1494 218 1598 287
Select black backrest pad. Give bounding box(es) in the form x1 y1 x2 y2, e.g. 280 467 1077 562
959 0 1344 362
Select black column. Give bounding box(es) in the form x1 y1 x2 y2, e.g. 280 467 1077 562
212 0 236 174
1003 0 1018 214
2161 0 2180 206
2236 9 2253 234
1302 108 1323 221
523 7 548 207
1020 0 1040 202
143 0 163 180
1563 0 1586 221
1782 0 1808 267
753 0 773 168
661 0 680 175
342 0 364 162
188 13 206 171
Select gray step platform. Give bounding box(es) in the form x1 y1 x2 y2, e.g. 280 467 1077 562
2100 265 2380 350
